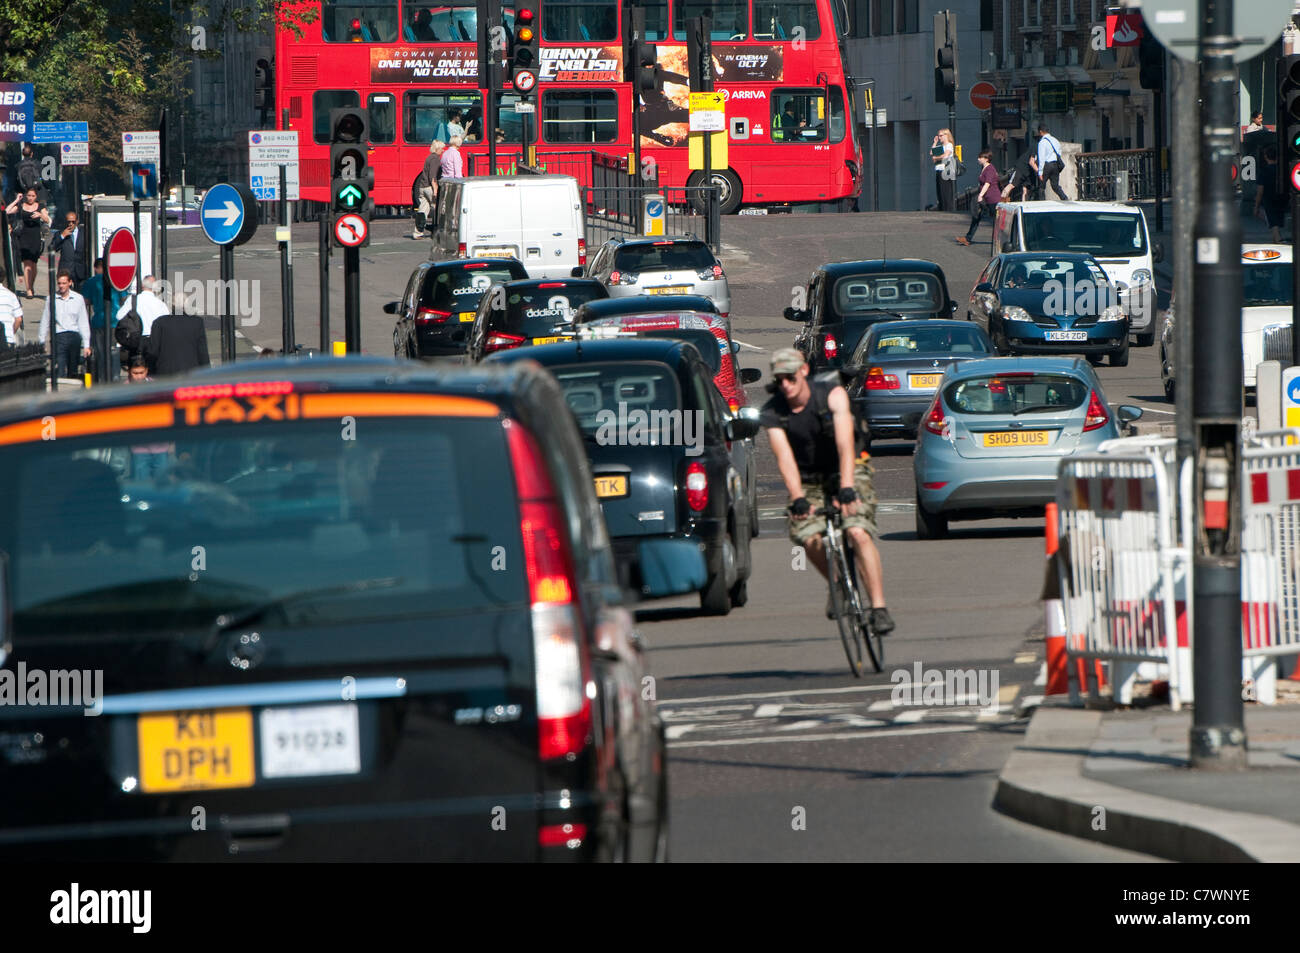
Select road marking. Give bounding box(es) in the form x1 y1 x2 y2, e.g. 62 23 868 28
1014 652 1036 664
732 336 764 352
1034 662 1047 687
1134 406 1176 415
759 501 916 520
665 684 908 706
893 709 927 723
669 723 981 749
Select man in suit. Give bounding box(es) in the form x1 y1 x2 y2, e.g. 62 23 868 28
145 292 210 376
52 210 89 290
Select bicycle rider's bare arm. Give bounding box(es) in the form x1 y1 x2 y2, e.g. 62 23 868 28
765 426 805 503
827 386 857 491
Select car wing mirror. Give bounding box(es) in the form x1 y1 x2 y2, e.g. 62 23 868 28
726 417 760 441
382 301 400 314
1152 243 1164 263
1117 405 1144 425
949 300 958 313
740 367 762 384
974 282 993 294
783 306 809 322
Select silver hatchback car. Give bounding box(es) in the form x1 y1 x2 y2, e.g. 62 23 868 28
582 237 732 324
913 356 1143 538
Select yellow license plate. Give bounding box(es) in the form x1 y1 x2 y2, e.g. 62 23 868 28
137 708 256 793
982 430 1050 447
532 336 568 345
478 248 514 258
459 311 477 322
909 373 942 389
646 285 689 295
594 475 629 498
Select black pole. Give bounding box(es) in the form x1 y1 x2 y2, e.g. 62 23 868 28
631 9 645 189
220 244 235 363
0 207 13 293
1154 75 1165 233
344 247 360 353
1190 0 1246 770
319 214 330 353
1293 190 1300 365
47 250 57 391
100 238 112 383
487 17 498 176
872 103 880 212
280 164 295 354
132 200 142 295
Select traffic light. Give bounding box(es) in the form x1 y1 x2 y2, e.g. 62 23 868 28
254 58 273 110
330 107 372 246
686 15 712 92
933 12 958 106
630 8 663 94
511 0 538 86
1138 29 1165 90
1279 55 1300 194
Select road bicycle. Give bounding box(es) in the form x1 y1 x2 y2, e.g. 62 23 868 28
818 506 884 677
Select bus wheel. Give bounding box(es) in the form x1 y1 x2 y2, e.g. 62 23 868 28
688 169 743 216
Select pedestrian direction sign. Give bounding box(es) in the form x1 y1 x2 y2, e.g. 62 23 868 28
200 182 259 246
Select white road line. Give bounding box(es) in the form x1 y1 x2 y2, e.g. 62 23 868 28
664 683 909 706
1034 662 1047 687
893 709 927 723
1134 406 1176 415
732 337 764 352
1013 652 1036 664
668 723 980 749
867 699 896 712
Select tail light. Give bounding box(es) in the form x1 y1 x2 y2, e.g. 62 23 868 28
727 396 741 415
505 420 591 762
685 461 708 511
485 331 526 353
1083 389 1109 431
416 307 452 323
697 264 724 280
538 281 565 288
578 238 586 266
538 823 586 849
864 366 900 390
823 334 838 360
922 396 947 435
457 242 466 257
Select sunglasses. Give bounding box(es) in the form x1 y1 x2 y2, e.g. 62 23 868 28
774 373 798 384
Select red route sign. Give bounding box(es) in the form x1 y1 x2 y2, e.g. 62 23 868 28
106 228 138 292
969 82 997 111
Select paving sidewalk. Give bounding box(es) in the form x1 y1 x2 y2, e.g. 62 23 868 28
996 693 1300 862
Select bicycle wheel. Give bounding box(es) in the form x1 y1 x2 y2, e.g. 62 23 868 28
828 544 865 678
846 553 885 673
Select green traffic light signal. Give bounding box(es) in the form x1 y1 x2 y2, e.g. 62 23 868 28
335 182 364 210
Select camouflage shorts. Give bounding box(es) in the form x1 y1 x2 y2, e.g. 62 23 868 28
788 461 879 544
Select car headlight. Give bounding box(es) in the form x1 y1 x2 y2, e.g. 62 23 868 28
1131 269 1152 286
1003 306 1032 322
1100 305 1126 322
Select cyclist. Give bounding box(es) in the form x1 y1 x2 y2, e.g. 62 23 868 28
760 348 894 635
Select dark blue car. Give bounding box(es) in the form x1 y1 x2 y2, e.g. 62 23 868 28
966 252 1130 366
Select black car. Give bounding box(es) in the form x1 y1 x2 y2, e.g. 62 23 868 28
786 259 958 372
967 252 1130 366
844 319 995 444
0 357 666 861
465 277 608 362
488 339 758 615
388 257 529 359
572 294 721 325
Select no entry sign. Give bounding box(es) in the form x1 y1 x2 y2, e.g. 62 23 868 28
106 228 138 292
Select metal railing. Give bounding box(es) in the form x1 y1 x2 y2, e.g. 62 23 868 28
466 149 624 188
0 344 51 394
1263 325 1292 364
1074 148 1170 202
582 185 720 252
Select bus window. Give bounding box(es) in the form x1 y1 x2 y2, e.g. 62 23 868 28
542 90 618 143
641 0 669 40
369 93 397 143
543 0 618 42
771 90 827 143
673 0 747 40
753 1 821 40
402 90 482 144
828 85 845 143
322 0 400 42
494 92 538 143
314 90 361 144
403 1 514 42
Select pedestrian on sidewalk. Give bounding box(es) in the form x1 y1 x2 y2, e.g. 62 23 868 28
440 135 465 179
51 209 88 290
1036 123 1069 201
1001 143 1040 203
1255 145 1288 243
38 269 91 379
957 151 999 246
0 279 21 347
412 140 445 239
145 292 210 377
930 128 956 211
6 187 50 299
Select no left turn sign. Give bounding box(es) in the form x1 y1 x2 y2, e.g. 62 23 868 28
334 213 368 248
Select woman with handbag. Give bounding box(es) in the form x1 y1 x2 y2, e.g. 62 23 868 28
5 188 51 299
930 128 956 212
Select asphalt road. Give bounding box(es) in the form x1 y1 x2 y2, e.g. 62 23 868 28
161 210 1167 861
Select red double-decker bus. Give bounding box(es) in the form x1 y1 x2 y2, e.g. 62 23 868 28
275 1 862 212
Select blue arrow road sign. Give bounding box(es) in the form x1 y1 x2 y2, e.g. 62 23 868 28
1288 376 1300 404
31 121 89 143
201 183 249 245
647 199 664 216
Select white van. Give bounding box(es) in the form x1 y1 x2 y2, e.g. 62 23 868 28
431 174 585 279
990 200 1162 346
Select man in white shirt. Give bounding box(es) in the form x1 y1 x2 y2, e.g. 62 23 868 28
0 281 22 347
39 270 92 378
115 275 171 336
1035 123 1069 201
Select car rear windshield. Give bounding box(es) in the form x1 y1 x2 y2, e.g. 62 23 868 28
614 242 716 273
1022 212 1147 258
1243 262 1293 306
944 373 1089 415
869 326 991 357
833 273 943 316
424 263 525 312
503 284 607 335
550 362 684 435
0 414 528 636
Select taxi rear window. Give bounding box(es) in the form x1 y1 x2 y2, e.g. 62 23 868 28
423 263 526 312
502 285 607 336
0 413 527 636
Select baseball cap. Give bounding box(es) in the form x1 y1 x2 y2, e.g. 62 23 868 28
771 347 806 376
